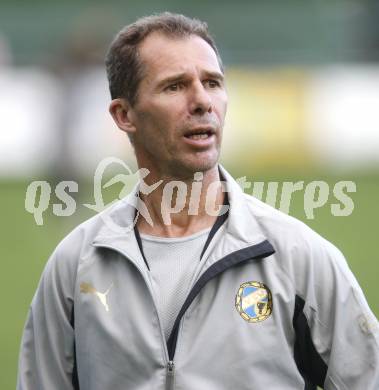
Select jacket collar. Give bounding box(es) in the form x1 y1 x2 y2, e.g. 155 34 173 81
218 165 268 245
92 165 272 270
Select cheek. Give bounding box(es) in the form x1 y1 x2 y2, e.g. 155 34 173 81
136 106 165 133
144 98 181 126
137 108 179 147
214 95 228 123
213 88 227 107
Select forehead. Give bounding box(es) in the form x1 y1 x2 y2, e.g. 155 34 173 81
138 32 222 83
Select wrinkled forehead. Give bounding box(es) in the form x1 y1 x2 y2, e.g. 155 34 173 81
138 32 222 84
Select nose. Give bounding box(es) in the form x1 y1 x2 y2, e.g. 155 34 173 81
188 81 212 115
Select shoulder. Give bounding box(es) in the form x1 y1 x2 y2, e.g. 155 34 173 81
40 198 130 289
241 191 329 252
241 193 357 297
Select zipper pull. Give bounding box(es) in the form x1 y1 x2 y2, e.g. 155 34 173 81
166 361 175 390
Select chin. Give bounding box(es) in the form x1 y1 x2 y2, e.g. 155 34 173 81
193 160 218 172
177 155 219 177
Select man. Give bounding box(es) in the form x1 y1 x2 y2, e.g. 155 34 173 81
17 12 378 390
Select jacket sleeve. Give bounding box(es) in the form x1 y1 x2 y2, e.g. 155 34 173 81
293 236 379 390
17 245 77 390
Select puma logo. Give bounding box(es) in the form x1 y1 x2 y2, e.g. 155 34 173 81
80 282 113 312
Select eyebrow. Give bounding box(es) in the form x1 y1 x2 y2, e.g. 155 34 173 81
155 71 225 89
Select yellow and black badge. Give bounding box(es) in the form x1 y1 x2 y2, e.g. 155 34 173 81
235 281 273 323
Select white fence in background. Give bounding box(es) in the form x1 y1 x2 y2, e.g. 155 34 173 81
0 65 378 177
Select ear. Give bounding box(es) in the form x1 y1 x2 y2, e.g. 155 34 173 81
109 98 137 135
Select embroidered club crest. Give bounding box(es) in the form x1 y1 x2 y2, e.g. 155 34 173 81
235 281 273 323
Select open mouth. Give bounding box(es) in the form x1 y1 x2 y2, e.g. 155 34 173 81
184 128 215 140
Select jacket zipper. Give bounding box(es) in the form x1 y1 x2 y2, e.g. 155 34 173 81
93 239 275 388
166 360 175 390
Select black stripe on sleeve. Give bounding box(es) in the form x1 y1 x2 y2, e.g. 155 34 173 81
70 307 80 390
293 295 327 389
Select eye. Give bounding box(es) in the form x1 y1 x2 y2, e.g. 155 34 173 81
165 82 183 92
204 79 221 88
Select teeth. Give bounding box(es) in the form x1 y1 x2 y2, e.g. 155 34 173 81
189 133 209 140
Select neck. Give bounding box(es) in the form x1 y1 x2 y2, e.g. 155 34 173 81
136 165 224 237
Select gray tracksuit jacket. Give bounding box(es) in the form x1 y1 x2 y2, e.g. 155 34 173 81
17 166 379 390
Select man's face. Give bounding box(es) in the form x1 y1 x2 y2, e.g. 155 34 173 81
128 32 228 178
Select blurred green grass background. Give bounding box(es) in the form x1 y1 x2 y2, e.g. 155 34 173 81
1 170 378 389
